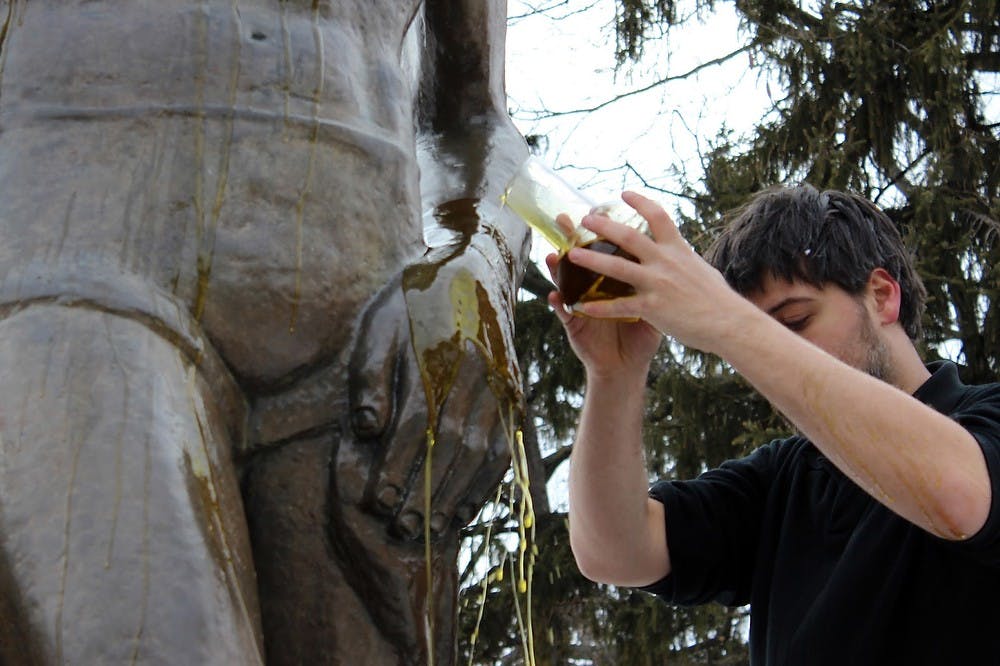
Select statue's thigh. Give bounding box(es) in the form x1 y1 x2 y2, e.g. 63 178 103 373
242 431 404 665
0 305 262 665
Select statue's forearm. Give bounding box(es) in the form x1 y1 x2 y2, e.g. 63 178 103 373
417 117 531 273
415 0 529 278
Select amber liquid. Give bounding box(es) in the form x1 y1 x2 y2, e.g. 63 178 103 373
555 239 637 306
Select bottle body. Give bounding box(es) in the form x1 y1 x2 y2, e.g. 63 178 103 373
502 157 648 310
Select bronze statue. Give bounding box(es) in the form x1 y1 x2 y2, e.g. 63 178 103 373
0 2 529 664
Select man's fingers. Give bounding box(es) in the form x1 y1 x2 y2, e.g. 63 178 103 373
621 190 682 244
544 252 560 281
578 191 682 257
555 212 575 238
578 215 657 267
572 294 642 321
548 290 574 325
567 244 644 289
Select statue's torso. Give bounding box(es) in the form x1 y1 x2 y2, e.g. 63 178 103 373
0 0 429 388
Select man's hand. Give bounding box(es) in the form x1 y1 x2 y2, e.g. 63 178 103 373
562 192 747 355
545 249 663 380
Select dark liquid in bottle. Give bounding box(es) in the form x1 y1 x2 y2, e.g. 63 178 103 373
556 239 637 306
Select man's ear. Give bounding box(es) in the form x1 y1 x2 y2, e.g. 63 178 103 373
868 268 902 326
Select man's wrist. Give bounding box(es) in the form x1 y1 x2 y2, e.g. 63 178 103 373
585 363 650 394
703 294 773 360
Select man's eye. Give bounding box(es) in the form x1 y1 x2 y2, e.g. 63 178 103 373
783 317 810 332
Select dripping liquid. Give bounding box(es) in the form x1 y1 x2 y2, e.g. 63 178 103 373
403 198 536 664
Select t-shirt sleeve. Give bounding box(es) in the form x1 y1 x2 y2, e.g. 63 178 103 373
637 440 781 607
948 385 1000 562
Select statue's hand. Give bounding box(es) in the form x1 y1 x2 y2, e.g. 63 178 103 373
349 243 521 536
331 235 522 662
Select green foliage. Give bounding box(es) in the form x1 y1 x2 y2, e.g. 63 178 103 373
461 1 1000 662
614 0 680 63
513 296 586 441
643 352 788 479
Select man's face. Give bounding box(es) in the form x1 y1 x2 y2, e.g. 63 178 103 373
747 274 892 382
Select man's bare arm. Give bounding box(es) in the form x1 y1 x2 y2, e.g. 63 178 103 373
568 368 671 586
716 307 990 541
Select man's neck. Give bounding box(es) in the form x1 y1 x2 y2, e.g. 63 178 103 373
887 332 932 394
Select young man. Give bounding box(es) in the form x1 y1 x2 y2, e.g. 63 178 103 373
551 185 1000 664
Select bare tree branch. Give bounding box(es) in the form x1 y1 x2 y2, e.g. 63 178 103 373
543 445 572 478
624 161 704 201
518 45 752 119
508 0 602 22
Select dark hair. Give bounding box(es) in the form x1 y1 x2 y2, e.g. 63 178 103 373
705 184 927 340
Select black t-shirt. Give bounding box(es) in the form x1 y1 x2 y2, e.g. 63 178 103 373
641 362 1000 665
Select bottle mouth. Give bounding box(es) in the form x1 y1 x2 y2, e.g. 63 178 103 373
501 157 652 255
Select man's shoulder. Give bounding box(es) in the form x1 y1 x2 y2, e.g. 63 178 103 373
701 435 817 486
920 360 1000 413
747 434 813 465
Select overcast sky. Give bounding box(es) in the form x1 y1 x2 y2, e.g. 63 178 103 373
504 0 771 218
501 1 778 503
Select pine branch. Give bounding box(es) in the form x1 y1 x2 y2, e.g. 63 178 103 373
967 51 1000 73
521 260 556 299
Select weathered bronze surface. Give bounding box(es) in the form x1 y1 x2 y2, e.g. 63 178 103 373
0 1 529 663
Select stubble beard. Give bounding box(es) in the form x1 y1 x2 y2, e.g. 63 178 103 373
855 302 893 384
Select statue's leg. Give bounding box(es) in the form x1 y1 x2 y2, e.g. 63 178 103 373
243 421 465 666
0 305 263 664
242 429 402 666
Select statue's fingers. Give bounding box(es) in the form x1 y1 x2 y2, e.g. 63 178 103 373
391 352 483 539
456 414 512 525
348 280 404 441
363 349 429 523
428 373 497 536
428 538 461 658
426 371 517 535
